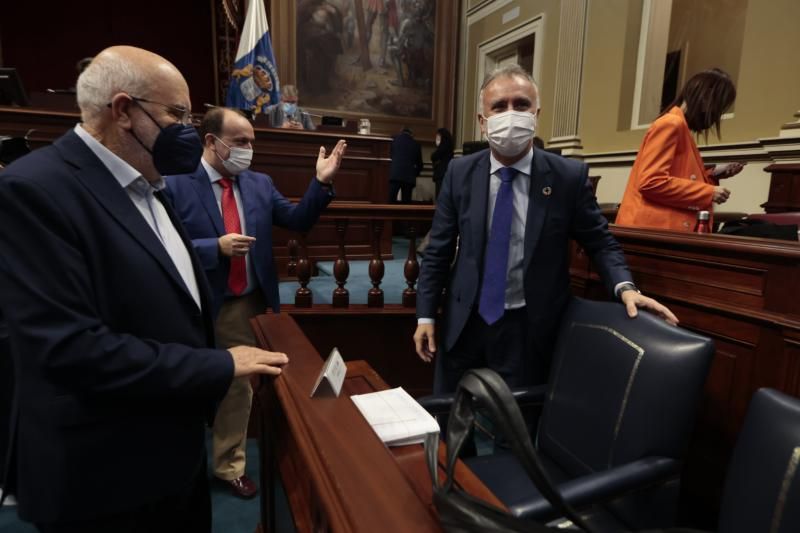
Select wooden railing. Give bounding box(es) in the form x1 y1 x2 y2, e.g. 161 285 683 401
284 202 436 309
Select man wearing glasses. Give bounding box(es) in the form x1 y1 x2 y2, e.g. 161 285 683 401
164 107 346 499
0 46 291 532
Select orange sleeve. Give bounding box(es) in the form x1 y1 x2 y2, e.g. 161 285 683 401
705 166 720 185
635 118 715 210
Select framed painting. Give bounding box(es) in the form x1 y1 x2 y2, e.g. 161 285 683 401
270 0 458 140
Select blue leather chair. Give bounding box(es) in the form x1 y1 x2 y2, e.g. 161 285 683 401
718 388 800 533
420 297 714 530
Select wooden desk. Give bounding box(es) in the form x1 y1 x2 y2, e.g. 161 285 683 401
761 163 800 213
251 312 502 533
0 106 394 268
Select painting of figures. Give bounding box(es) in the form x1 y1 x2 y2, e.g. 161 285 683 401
295 0 436 119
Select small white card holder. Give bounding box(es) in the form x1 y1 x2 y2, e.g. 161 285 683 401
310 347 347 398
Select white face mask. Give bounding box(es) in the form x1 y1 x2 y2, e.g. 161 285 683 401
214 136 253 175
484 110 536 157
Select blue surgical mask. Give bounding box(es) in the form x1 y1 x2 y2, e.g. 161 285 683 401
283 102 298 116
130 101 203 175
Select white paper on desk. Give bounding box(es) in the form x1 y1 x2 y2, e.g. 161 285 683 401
350 387 440 446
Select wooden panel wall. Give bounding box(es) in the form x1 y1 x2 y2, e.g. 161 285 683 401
0 1 216 111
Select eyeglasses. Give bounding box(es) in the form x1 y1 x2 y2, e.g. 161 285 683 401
131 96 195 126
107 95 195 126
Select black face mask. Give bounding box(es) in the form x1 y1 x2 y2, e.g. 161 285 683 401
129 102 203 175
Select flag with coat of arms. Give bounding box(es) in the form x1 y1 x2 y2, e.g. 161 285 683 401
225 0 280 115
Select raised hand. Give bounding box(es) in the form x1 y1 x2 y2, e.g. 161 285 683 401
316 139 347 183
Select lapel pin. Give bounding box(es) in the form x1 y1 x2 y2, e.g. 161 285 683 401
542 186 552 196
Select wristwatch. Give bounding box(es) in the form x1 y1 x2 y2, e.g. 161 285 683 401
617 282 640 299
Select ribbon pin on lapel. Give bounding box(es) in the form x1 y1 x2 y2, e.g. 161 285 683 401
542 186 552 196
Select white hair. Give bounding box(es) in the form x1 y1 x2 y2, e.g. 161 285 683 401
477 64 540 114
76 53 150 124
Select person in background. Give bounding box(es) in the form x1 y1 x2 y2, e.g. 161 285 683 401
76 57 93 74
0 308 9 491
431 127 454 200
165 108 344 499
0 45 288 532
68 57 94 92
616 68 744 231
414 64 677 396
265 84 316 130
389 126 423 203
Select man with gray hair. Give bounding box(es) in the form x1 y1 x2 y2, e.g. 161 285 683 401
414 65 677 395
264 84 316 130
0 45 288 532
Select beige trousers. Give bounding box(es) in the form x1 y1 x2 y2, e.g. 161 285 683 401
212 291 266 480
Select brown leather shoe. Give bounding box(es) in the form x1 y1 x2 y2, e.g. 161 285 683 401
219 475 258 499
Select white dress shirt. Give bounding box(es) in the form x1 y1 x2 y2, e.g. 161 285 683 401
74 124 202 310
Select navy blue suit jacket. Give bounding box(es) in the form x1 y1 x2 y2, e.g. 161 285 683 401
164 165 333 317
0 130 234 523
390 132 423 184
417 149 631 371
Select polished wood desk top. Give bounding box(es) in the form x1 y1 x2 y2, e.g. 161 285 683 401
251 312 502 533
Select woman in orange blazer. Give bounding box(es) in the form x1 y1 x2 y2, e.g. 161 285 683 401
616 68 743 231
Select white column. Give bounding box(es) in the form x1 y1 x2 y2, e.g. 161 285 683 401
548 0 588 157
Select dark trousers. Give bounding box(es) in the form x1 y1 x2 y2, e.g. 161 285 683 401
36 461 211 533
388 181 414 204
434 307 544 452
434 307 541 395
0 334 11 485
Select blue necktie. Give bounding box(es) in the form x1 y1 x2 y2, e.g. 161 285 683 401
478 167 518 325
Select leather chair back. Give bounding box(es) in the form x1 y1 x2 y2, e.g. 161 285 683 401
718 388 800 533
537 297 714 477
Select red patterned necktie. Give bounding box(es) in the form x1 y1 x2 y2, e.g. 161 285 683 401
218 178 246 295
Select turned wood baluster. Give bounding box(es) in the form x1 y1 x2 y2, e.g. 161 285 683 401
294 233 312 308
367 219 385 308
402 223 419 308
332 219 350 308
286 238 298 277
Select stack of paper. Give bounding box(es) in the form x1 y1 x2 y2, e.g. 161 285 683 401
351 387 440 446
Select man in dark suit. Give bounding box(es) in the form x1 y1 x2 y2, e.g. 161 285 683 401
165 107 345 498
414 65 677 394
0 46 288 533
389 127 423 203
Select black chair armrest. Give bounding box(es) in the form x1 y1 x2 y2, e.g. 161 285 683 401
418 384 548 416
513 456 680 520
